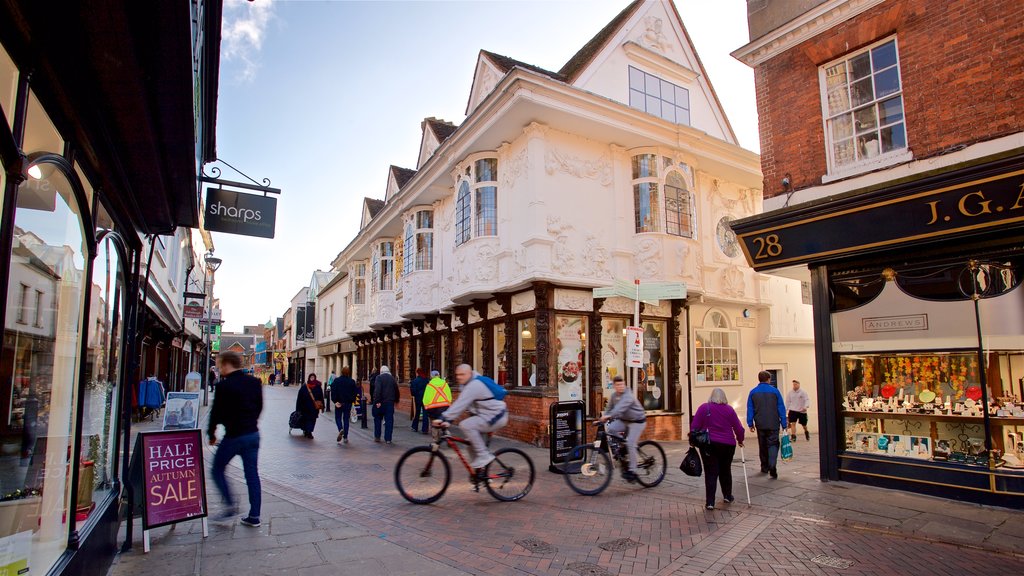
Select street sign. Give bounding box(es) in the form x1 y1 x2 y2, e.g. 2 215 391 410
592 287 620 299
637 282 687 301
625 326 644 368
204 187 277 239
184 304 205 319
198 319 223 326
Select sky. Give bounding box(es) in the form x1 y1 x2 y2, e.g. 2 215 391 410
211 0 758 332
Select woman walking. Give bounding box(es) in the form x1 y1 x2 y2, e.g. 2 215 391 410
690 388 745 510
296 373 325 439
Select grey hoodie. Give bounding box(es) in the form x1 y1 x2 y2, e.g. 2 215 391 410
604 388 646 423
442 372 507 423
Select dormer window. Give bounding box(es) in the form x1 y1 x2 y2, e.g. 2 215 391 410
403 210 434 273
455 157 499 246
629 66 690 126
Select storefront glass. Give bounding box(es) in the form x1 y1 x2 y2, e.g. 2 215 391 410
640 321 667 411
1 163 86 575
695 311 740 384
518 318 536 386
78 204 123 526
599 318 626 413
494 325 507 386
472 327 482 375
1 43 16 131
833 258 1024 472
554 315 586 402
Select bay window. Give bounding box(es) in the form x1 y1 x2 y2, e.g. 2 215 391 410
351 262 366 305
371 241 393 292
404 210 434 273
632 153 694 236
454 157 499 246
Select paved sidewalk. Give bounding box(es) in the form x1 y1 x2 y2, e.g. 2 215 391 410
110 385 1024 576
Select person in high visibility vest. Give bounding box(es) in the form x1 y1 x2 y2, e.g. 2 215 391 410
422 370 452 422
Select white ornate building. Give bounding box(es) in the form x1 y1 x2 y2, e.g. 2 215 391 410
330 0 813 442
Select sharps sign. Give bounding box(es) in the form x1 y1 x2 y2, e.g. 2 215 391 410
204 187 277 239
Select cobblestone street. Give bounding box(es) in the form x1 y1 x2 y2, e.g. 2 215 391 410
112 385 1024 575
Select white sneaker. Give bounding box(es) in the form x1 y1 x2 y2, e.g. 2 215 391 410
470 454 496 470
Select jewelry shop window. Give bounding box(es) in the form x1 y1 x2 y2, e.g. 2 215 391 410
695 311 740 384
2 161 87 574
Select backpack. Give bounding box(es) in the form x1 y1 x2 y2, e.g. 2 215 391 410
476 375 507 401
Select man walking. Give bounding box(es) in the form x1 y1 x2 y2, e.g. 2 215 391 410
786 379 811 441
409 368 430 434
324 370 336 413
422 370 452 422
747 370 787 479
372 365 399 444
207 350 263 527
330 366 359 444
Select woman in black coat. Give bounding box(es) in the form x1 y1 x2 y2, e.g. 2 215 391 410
296 373 325 438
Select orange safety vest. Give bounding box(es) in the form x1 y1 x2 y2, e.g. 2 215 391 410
423 377 452 409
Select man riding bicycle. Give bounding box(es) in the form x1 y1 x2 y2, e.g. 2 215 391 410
436 364 508 476
598 375 647 482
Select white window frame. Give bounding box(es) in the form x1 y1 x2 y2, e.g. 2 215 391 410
404 210 434 273
373 241 394 292
351 262 366 305
628 65 690 126
694 310 741 386
630 152 696 236
454 155 499 247
818 36 911 181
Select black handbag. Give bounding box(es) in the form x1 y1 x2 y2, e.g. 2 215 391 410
288 410 302 430
680 447 703 477
688 405 712 448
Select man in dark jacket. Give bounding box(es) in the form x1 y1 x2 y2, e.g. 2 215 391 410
208 350 263 527
746 371 788 479
330 366 359 444
409 368 430 434
372 365 399 444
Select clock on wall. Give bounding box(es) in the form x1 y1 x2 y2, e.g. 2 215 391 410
716 216 739 258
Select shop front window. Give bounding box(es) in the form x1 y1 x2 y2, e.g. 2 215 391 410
695 312 740 384
519 318 537 386
494 324 507 386
599 318 627 414
640 321 667 411
555 316 587 403
2 162 87 574
472 327 483 375
79 209 124 524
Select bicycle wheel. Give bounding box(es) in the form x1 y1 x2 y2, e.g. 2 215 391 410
484 448 535 502
634 440 667 487
394 446 451 504
563 445 613 496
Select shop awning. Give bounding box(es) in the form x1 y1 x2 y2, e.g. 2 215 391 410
0 0 222 235
731 153 1024 272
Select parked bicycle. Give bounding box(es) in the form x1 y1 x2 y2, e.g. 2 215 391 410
562 420 667 495
395 423 535 504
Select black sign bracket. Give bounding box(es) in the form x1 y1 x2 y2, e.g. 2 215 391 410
200 159 280 197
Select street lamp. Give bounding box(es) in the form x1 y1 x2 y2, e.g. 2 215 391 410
202 251 222 406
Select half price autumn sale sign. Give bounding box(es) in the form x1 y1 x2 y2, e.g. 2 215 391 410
140 430 208 529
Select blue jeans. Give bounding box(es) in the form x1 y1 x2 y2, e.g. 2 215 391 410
334 404 352 438
211 432 261 520
373 402 395 441
411 397 429 433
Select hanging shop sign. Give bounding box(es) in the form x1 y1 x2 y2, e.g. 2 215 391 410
549 400 587 474
625 326 644 368
732 166 1024 271
184 302 205 319
203 187 277 239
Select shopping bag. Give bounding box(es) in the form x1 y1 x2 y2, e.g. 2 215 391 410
781 433 794 461
680 447 703 477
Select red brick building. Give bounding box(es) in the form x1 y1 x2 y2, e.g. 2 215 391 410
732 0 1024 508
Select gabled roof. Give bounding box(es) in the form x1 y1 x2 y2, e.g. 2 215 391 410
558 0 643 82
365 198 385 218
481 50 563 81
425 118 458 143
390 165 417 190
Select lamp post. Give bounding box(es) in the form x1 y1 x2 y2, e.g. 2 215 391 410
202 251 222 407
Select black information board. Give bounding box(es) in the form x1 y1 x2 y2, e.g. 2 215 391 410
549 400 586 474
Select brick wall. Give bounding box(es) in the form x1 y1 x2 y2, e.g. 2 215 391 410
392 381 681 447
755 0 1024 198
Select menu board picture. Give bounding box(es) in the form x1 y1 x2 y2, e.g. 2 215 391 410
549 401 586 473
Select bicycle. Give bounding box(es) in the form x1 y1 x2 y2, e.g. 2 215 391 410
562 420 667 495
394 423 535 504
